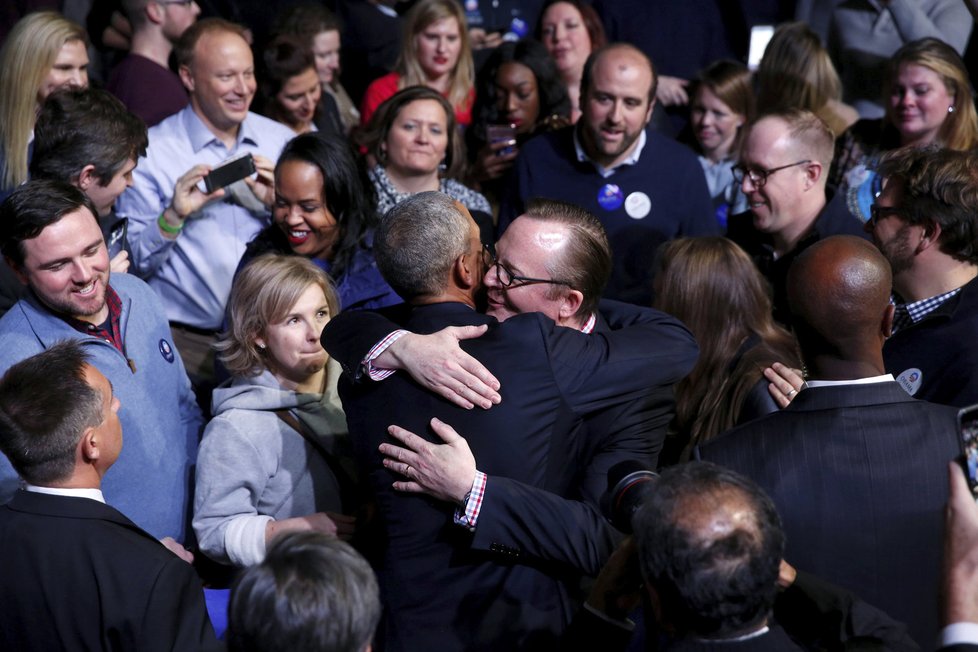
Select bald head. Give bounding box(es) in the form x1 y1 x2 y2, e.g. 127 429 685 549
787 236 893 374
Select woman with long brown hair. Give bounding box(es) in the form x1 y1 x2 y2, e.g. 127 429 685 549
654 237 801 462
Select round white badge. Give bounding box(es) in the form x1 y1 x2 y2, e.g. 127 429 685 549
624 192 651 219
896 368 923 396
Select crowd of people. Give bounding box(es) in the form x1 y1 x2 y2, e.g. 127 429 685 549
2 1 978 651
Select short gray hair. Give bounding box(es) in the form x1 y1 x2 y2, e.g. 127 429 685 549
376 191 470 300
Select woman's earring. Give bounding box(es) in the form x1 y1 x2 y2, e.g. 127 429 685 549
949 105 955 113
257 343 266 351
438 159 448 173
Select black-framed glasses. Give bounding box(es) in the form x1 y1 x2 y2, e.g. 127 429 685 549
482 242 572 288
157 0 196 6
731 160 812 188
868 204 905 227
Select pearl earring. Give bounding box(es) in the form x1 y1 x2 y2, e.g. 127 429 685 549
949 105 955 113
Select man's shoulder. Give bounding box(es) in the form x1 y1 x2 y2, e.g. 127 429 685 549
519 126 574 162
644 130 701 167
242 111 299 148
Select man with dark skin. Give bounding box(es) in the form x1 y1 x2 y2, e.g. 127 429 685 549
699 235 959 645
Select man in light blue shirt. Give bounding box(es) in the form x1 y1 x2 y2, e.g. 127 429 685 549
116 17 294 382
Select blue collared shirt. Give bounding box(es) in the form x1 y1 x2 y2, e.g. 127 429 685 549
116 105 295 329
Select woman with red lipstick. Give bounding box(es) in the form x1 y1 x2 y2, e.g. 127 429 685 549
830 38 978 222
359 0 475 128
237 132 401 313
684 60 753 230
536 0 606 124
466 40 571 200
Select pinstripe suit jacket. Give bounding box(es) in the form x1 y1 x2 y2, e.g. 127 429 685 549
697 381 959 647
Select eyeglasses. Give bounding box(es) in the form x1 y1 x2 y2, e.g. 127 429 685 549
731 160 812 188
157 0 196 6
868 204 906 227
482 243 572 288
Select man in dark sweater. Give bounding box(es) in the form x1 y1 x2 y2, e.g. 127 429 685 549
499 43 716 306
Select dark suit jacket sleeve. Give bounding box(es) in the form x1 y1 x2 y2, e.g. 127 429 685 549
321 309 405 379
141 557 222 652
774 570 919 652
496 148 529 235
542 302 698 415
471 476 623 575
561 604 634 652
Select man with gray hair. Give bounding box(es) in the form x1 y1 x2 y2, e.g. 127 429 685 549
227 531 380 652
325 192 695 651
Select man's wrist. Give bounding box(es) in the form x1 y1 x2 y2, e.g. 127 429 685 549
158 205 185 237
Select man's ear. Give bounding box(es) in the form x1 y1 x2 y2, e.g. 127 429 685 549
804 160 824 188
78 426 100 464
918 220 942 253
76 164 98 191
454 252 478 290
146 0 166 25
881 302 895 339
558 289 584 323
5 256 28 287
178 65 195 94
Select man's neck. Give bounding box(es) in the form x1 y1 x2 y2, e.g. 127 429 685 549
805 356 886 381
770 193 826 257
413 289 477 309
894 259 978 303
129 29 174 69
192 102 242 149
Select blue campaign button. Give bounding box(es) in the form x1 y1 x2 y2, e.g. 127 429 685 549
597 184 624 211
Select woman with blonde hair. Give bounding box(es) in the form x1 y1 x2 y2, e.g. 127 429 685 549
359 0 475 128
755 21 858 138
653 237 800 463
194 254 356 567
831 37 978 221
0 11 89 197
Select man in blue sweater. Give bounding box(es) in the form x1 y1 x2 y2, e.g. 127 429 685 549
499 43 716 306
0 179 202 546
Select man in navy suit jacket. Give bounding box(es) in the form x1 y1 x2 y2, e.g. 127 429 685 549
324 193 696 651
0 341 219 652
699 236 959 646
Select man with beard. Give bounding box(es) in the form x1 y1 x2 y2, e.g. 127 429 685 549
0 180 202 547
498 43 716 305
867 145 978 407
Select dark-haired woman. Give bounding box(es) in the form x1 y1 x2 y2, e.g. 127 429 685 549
238 132 400 312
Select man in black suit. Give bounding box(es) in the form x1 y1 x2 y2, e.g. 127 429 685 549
324 192 697 651
0 341 219 652
698 235 959 646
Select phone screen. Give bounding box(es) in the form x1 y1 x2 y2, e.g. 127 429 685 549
106 218 128 260
958 404 978 497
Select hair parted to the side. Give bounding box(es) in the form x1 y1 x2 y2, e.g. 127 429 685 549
884 37 978 151
375 191 470 300
633 461 784 638
690 60 754 155
751 108 835 168
227 531 381 652
31 87 148 187
877 145 978 265
0 341 103 486
217 254 339 378
0 179 100 268
0 11 88 192
397 0 474 111
521 198 610 321
358 86 464 179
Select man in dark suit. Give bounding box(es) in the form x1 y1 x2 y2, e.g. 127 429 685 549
698 235 959 646
0 341 219 652
324 192 697 651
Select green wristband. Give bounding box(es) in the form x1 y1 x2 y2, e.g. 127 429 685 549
158 211 183 235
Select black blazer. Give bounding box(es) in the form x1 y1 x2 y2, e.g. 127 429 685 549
0 491 220 652
325 300 697 652
698 381 959 647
